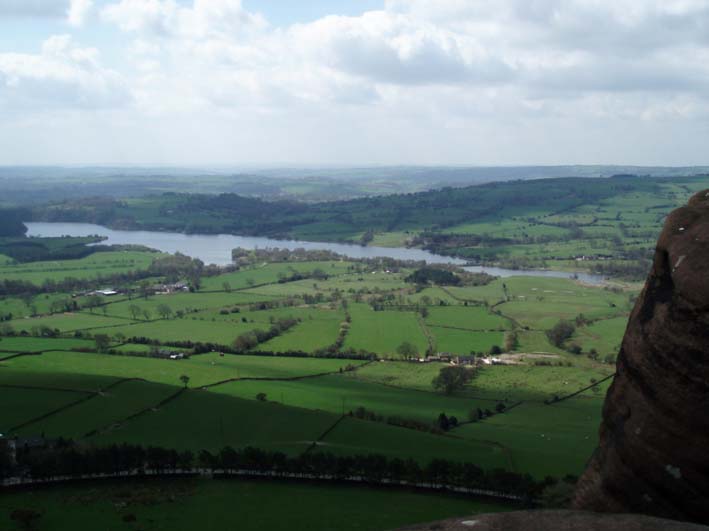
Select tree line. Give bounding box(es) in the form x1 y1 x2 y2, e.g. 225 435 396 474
2 440 548 500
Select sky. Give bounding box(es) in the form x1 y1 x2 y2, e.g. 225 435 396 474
0 0 708 166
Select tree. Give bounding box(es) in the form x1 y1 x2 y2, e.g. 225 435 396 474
142 309 152 321
179 375 190 388
545 320 575 348
222 281 232 293
396 341 419 358
256 392 267 401
85 295 102 313
436 413 450 431
432 366 474 395
157 303 173 319
129 304 141 320
94 334 111 353
504 331 519 352
489 345 502 355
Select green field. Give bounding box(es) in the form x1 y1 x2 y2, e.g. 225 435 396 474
0 479 507 531
454 397 603 478
209 373 493 423
0 251 157 285
1 351 362 388
88 390 339 454
0 386 88 431
13 379 177 439
344 304 429 355
0 235 637 491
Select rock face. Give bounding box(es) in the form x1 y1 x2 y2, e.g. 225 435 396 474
573 190 709 524
396 510 709 530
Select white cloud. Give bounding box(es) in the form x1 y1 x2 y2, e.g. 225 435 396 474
2 0 709 164
0 35 130 109
101 0 267 37
67 0 93 27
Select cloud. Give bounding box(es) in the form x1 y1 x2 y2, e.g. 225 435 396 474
67 0 93 27
3 0 709 164
101 0 267 37
0 35 130 110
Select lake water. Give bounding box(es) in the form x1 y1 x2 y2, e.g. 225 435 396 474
25 222 607 284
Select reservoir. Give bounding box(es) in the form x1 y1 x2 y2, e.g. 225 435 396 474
25 222 607 285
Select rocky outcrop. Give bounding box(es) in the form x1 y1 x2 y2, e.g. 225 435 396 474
573 190 709 524
396 510 709 530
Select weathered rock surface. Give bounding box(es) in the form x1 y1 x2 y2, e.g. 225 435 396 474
395 510 709 530
573 189 709 523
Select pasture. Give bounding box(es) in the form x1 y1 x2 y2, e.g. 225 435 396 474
0 478 507 531
0 247 635 483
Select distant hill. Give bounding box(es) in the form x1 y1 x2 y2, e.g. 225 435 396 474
2 165 709 205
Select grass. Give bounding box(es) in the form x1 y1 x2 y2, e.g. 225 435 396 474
258 315 344 352
0 367 120 392
13 380 177 439
573 317 629 356
105 291 279 320
430 328 506 354
199 261 352 291
467 364 614 402
89 389 339 454
0 478 508 531
0 336 95 352
8 314 135 334
209 373 492 423
90 318 257 345
344 360 448 392
424 306 509 330
1 351 362 388
0 386 88 432
453 397 603 478
319 416 510 469
344 304 428 355
0 251 157 285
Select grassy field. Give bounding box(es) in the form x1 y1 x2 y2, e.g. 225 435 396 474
318 416 509 468
344 304 429 355
0 243 636 484
1 351 362 388
0 478 508 531
453 397 604 478
0 251 157 285
0 386 89 432
209 373 492 423
12 380 177 439
88 390 340 454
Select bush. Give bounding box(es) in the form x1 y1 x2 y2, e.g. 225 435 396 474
545 320 575 348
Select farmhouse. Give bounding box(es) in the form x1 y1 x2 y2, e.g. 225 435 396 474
153 281 190 295
94 288 119 296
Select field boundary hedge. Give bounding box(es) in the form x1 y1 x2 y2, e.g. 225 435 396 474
7 377 145 434
546 372 616 404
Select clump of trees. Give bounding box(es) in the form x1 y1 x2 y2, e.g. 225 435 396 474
406 267 461 286
545 320 575 349
396 341 419 358
233 317 300 352
432 366 475 395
